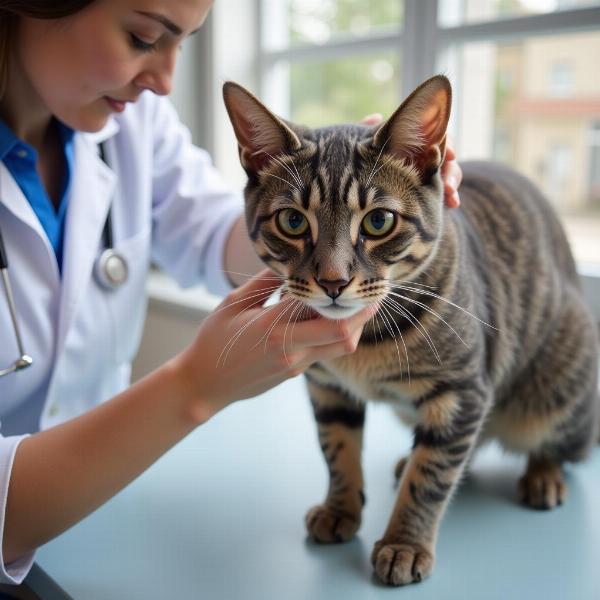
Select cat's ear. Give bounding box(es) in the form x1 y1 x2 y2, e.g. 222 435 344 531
372 75 451 183
223 82 302 175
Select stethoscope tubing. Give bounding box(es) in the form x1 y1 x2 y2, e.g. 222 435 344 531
0 227 33 376
0 267 26 356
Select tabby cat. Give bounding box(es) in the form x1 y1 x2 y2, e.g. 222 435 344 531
222 75 599 586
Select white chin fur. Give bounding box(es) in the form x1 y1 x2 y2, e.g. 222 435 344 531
312 305 362 320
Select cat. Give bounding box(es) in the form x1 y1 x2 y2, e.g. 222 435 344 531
222 75 599 586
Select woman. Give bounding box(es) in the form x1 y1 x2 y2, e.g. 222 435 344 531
0 0 463 584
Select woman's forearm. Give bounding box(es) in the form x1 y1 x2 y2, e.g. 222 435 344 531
2 357 203 564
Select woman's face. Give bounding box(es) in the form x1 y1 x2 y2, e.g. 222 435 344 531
16 0 213 132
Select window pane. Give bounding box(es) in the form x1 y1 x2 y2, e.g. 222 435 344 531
287 52 400 127
262 0 403 50
439 0 600 27
439 31 600 264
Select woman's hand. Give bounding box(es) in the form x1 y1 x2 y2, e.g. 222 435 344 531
175 269 378 422
441 140 462 208
362 114 462 208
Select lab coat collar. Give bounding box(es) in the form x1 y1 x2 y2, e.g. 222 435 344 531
0 162 53 258
0 116 120 233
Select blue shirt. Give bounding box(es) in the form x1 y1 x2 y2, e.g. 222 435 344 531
0 118 74 272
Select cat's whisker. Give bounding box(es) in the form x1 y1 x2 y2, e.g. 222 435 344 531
229 288 286 324
250 305 289 354
387 290 469 349
219 269 284 281
248 297 297 353
219 295 295 365
262 151 303 189
366 303 380 347
384 295 442 365
366 135 391 187
391 279 438 290
277 153 303 190
381 299 411 383
218 305 274 367
378 301 407 383
289 157 303 188
289 302 309 347
217 301 282 368
211 285 283 319
282 300 305 365
370 155 395 181
265 299 299 357
389 283 498 330
373 306 385 345
263 171 300 192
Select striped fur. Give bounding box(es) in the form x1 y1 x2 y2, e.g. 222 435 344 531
223 76 599 586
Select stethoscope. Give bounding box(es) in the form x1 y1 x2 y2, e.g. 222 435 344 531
0 142 128 377
94 143 129 290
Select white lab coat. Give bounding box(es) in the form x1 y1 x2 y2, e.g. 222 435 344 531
0 92 243 583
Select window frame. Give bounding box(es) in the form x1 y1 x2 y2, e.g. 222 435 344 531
257 1 600 99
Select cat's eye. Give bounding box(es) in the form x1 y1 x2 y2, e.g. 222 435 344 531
361 209 395 237
277 209 309 237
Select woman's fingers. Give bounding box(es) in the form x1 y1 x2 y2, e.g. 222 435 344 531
445 143 456 161
301 327 364 366
360 113 384 126
442 137 462 208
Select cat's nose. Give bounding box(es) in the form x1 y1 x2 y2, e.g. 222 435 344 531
316 278 351 300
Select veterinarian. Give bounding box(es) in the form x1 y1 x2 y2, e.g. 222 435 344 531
0 0 463 585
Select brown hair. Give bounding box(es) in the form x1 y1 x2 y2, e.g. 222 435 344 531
0 0 95 98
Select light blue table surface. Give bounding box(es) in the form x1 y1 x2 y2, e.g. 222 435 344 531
36 376 600 600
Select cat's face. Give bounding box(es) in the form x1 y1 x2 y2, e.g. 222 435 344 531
224 76 452 319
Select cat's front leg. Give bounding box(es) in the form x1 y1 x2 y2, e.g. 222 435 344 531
305 375 366 543
372 383 490 585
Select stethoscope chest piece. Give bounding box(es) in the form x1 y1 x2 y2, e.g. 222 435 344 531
95 248 128 290
94 142 129 291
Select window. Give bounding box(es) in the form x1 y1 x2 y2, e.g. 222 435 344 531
262 0 403 49
549 61 573 96
544 143 573 205
260 0 404 122
287 53 400 127
255 0 600 267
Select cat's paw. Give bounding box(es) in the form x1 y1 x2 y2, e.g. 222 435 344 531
305 504 361 543
518 462 566 509
371 540 435 586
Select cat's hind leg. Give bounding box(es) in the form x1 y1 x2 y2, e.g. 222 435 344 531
305 376 366 543
518 456 566 509
516 381 597 510
494 293 599 510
